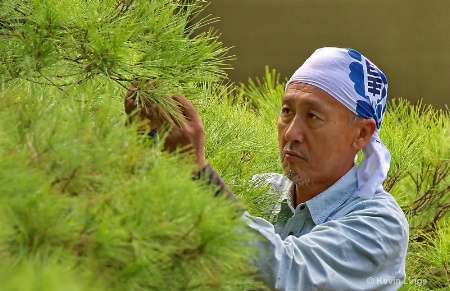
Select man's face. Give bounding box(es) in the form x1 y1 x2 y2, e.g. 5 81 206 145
277 82 359 192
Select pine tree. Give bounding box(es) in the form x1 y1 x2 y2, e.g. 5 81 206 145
0 1 266 290
0 0 229 104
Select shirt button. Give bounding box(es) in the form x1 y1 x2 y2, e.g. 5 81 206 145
288 231 294 236
299 204 305 210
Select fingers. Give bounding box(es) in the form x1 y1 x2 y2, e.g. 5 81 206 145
171 94 199 122
162 95 184 125
124 80 201 131
125 80 138 97
124 80 139 115
141 96 179 128
141 100 160 123
124 88 205 166
149 94 194 127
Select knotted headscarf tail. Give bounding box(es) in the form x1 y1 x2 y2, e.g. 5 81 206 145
286 47 390 199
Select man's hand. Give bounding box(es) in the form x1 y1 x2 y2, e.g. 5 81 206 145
125 82 243 211
125 82 207 171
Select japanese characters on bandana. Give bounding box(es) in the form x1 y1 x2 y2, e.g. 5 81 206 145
348 48 388 130
286 47 391 199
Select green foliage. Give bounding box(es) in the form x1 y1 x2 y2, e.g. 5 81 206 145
198 68 285 219
0 82 265 290
234 66 286 121
0 256 103 291
401 219 450 291
0 0 229 104
0 1 267 288
384 100 450 233
394 105 450 290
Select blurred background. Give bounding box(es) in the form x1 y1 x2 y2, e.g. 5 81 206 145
200 0 450 109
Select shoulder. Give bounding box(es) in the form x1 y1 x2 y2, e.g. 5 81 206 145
366 190 406 218
346 189 406 221
307 189 408 268
329 188 409 239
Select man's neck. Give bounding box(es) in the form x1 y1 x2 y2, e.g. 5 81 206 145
294 184 323 206
293 166 354 207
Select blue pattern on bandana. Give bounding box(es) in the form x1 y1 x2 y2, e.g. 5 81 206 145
347 49 387 129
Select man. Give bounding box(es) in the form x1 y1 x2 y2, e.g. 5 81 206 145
125 47 409 290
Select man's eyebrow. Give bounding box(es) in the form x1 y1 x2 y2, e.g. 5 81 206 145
302 98 326 110
281 96 293 104
281 96 327 110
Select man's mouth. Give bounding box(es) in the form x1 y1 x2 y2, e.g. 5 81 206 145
284 149 306 161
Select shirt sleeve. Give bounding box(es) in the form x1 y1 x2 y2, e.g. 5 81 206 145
192 163 245 213
242 200 408 291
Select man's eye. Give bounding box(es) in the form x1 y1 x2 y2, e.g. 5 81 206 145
281 107 291 115
307 113 318 119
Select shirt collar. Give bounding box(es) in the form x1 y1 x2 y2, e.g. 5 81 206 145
288 166 358 225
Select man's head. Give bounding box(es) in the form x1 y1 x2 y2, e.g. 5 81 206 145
278 82 376 197
280 47 390 200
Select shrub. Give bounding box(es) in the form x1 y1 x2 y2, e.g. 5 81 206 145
0 0 264 290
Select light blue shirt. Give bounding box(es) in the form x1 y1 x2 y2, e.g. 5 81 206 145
242 166 409 291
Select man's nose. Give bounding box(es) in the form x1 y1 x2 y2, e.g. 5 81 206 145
284 116 305 143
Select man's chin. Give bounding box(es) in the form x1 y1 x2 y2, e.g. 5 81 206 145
285 170 312 187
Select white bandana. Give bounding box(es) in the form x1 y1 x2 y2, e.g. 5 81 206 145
286 47 390 199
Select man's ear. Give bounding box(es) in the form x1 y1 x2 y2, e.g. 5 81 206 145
352 118 376 151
